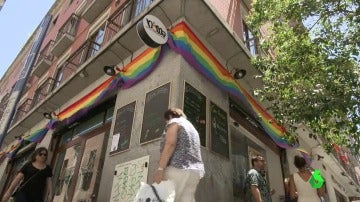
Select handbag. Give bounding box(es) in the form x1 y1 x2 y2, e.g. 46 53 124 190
134 180 175 202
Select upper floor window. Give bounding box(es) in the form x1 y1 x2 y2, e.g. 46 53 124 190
86 25 105 59
133 0 153 17
243 21 258 56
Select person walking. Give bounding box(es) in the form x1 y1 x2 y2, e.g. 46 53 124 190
2 147 53 202
289 155 325 202
153 108 205 202
245 155 272 202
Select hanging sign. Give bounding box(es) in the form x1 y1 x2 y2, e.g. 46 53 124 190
137 14 168 48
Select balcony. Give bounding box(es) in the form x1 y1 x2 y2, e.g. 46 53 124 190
11 98 33 126
31 77 56 109
52 14 80 57
81 0 112 23
33 41 54 77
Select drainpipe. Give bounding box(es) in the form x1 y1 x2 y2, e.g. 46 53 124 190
0 14 52 148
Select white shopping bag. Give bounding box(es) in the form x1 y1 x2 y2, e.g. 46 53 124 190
133 180 175 202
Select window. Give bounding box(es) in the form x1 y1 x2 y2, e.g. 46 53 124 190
86 25 105 59
133 0 153 17
243 21 258 56
53 67 65 90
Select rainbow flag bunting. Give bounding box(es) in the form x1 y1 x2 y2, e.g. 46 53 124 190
168 22 295 149
3 21 303 159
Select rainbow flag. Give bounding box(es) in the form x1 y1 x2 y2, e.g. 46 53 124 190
297 148 313 165
168 22 295 149
6 139 24 159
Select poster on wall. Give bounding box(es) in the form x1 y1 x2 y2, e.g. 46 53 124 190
210 102 229 158
183 82 206 146
110 101 136 154
110 156 149 202
140 83 170 144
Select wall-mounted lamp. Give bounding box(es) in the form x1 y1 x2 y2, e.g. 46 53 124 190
79 70 88 78
103 66 116 76
233 69 247 79
43 112 53 119
103 65 122 76
317 154 324 161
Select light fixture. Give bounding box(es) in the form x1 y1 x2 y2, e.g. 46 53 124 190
79 70 88 78
103 66 116 76
349 181 354 185
341 171 346 176
233 69 247 79
317 154 324 161
43 112 52 119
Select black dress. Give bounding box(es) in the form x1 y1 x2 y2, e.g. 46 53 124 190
16 162 52 202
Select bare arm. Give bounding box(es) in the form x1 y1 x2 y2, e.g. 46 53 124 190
45 177 53 201
289 174 297 199
154 123 179 183
158 124 178 169
2 172 24 201
250 185 262 202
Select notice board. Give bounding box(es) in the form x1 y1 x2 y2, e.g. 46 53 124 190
110 156 149 202
110 101 136 154
210 102 229 158
140 83 170 144
183 82 206 146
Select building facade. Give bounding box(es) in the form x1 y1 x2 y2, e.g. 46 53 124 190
0 0 359 201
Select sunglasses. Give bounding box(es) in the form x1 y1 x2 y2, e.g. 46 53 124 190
38 153 47 157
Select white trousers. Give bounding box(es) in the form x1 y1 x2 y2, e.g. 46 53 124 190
164 166 201 202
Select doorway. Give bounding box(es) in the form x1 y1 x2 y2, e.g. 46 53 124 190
52 124 109 202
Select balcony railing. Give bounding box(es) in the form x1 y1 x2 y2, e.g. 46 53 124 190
12 98 33 125
52 62 77 91
33 41 54 77
105 0 154 43
105 0 135 43
52 14 80 57
81 0 113 23
31 77 56 108
48 0 154 91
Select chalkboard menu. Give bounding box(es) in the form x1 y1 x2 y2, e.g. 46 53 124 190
183 82 206 146
140 83 170 144
110 101 136 154
210 102 229 158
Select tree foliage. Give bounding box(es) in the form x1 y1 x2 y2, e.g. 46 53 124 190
247 0 360 153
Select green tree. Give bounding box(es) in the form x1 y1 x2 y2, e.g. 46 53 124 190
247 0 360 153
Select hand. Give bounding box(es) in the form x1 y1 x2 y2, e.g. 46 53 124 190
2 192 11 202
153 169 164 184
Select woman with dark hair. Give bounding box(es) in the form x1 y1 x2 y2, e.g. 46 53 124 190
289 155 325 202
2 147 53 202
154 108 204 202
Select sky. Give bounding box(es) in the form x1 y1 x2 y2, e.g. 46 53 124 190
0 0 55 80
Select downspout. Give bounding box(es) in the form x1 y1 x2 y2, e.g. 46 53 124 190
0 14 52 148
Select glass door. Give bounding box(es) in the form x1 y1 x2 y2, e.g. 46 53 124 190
52 126 108 202
53 144 81 202
73 132 105 201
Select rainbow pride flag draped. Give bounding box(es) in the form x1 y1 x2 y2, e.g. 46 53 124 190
168 22 295 149
1 21 303 159
297 148 313 165
6 138 24 159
